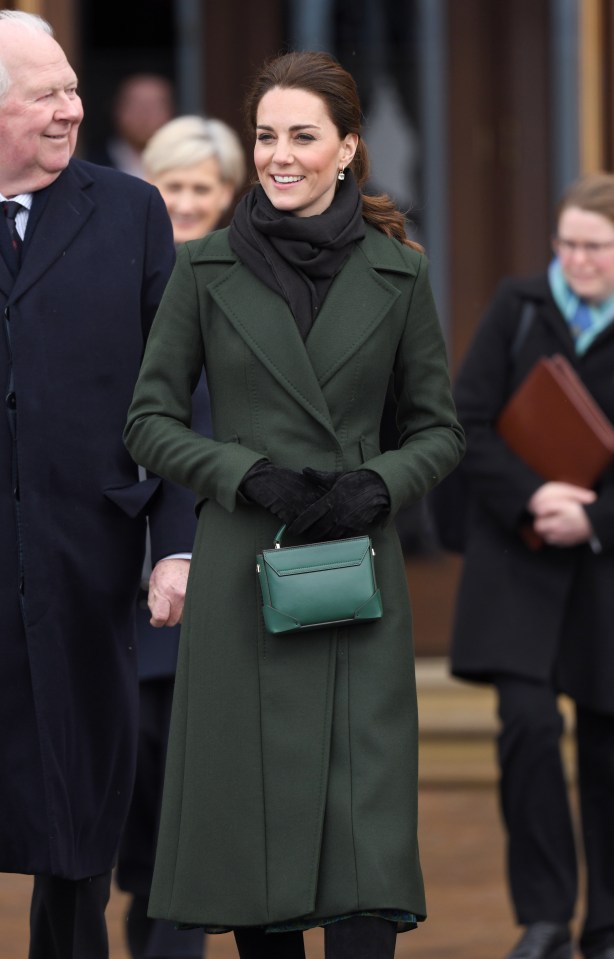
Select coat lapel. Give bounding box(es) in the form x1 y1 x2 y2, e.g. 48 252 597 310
0 247 14 295
203 226 415 436
305 236 409 385
8 164 95 302
207 260 338 436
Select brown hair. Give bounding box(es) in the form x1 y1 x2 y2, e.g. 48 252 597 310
556 171 614 226
244 50 423 251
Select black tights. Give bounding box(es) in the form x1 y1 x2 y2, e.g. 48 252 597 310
234 915 397 959
233 927 305 959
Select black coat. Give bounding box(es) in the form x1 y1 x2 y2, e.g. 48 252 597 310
450 275 614 714
0 159 195 879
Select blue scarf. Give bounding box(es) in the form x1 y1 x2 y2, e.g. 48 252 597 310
548 257 614 354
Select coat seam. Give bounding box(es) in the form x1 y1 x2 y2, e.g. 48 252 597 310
347 636 360 906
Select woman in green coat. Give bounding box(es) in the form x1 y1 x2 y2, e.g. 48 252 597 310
124 51 464 959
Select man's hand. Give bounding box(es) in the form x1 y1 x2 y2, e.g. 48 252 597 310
147 558 190 628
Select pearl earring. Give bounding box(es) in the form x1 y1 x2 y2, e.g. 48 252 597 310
338 167 345 181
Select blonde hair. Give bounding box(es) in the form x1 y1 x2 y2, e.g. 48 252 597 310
142 115 246 192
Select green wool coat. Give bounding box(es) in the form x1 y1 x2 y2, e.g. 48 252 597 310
124 223 465 931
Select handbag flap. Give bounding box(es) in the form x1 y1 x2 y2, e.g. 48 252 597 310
262 536 370 577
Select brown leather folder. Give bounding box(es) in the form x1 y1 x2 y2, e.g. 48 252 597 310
497 353 614 488
496 354 614 549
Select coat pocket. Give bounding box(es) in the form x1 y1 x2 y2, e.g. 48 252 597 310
103 477 162 517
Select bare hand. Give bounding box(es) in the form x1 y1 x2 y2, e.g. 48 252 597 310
528 482 596 547
147 558 190 628
528 481 596 515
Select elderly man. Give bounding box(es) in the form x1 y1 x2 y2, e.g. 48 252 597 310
0 11 191 958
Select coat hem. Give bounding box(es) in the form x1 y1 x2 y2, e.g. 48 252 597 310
177 908 424 935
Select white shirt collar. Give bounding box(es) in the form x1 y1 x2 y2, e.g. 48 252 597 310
0 192 33 211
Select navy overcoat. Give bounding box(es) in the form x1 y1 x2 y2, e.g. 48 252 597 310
0 159 196 879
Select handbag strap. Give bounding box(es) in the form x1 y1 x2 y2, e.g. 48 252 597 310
274 525 287 548
511 299 536 359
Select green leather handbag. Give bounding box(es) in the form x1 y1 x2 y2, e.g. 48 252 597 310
256 525 383 635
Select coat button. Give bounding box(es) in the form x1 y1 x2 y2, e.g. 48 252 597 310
5 392 16 409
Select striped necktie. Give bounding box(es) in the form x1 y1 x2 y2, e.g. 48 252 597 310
1 200 23 267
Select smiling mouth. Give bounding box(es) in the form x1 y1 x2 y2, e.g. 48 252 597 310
272 175 304 184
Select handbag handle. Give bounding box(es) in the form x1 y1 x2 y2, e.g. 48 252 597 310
274 525 287 549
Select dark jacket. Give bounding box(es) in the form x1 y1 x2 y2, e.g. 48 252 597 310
450 274 614 713
137 372 212 681
0 159 195 879
124 225 464 929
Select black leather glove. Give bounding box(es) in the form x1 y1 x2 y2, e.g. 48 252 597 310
240 461 341 526
286 468 390 540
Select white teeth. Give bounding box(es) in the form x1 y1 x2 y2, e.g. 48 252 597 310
273 175 303 183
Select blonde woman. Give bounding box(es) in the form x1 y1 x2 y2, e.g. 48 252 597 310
142 114 246 243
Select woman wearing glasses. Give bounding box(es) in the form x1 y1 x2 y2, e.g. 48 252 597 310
450 172 614 959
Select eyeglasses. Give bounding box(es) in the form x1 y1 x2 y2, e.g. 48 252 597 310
553 236 614 257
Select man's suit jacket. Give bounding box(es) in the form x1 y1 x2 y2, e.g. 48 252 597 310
0 159 196 879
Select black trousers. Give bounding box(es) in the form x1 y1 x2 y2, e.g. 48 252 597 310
29 871 112 959
495 676 614 957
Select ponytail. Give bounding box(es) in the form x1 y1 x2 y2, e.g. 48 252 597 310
352 140 423 251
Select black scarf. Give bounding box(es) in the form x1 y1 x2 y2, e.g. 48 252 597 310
229 170 365 339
